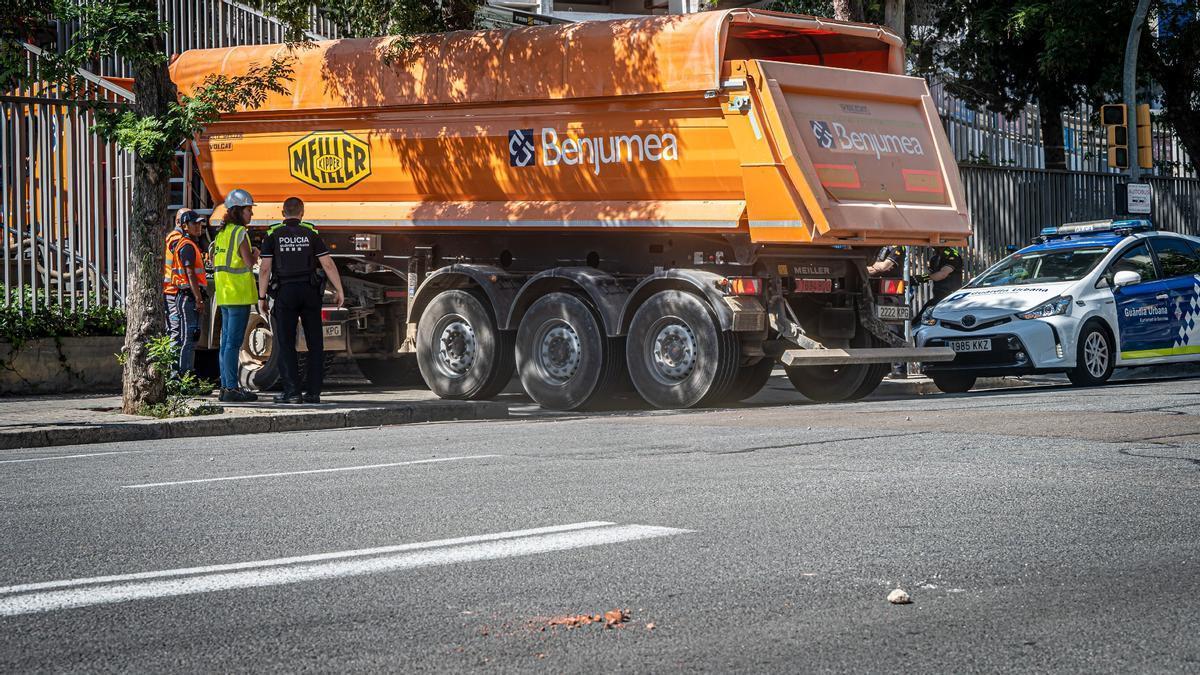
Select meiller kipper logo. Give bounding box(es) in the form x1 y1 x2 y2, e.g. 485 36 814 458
810 119 926 160
508 128 680 175
288 131 371 190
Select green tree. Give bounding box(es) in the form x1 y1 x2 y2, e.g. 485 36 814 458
2 0 475 413
1147 0 1200 174
2 0 292 413
914 0 1137 170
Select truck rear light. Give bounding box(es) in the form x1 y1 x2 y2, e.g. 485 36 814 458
878 279 905 295
321 308 348 322
725 277 762 295
795 278 833 294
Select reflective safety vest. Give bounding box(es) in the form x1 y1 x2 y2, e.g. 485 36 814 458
162 229 185 294
267 220 318 235
170 237 208 292
211 223 257 306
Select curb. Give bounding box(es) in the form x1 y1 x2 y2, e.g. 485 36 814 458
0 400 509 451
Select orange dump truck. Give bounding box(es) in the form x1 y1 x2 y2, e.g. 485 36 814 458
170 9 969 409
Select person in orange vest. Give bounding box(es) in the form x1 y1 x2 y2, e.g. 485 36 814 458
163 209 193 329
165 210 209 376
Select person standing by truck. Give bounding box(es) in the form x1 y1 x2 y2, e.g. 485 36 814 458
211 189 260 402
167 211 208 376
257 197 345 404
913 246 964 315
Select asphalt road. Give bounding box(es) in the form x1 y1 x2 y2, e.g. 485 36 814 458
2 375 1198 672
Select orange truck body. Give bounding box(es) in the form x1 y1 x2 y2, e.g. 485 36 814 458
170 9 970 247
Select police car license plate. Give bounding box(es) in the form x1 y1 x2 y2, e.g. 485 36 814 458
323 324 342 338
875 305 912 320
948 338 991 353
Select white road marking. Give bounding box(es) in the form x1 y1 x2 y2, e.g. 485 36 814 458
0 521 616 595
0 522 691 616
121 454 501 488
0 450 149 465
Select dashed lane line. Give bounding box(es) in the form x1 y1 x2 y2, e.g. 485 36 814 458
121 454 501 488
0 521 692 616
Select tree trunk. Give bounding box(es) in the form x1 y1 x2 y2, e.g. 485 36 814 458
883 0 905 39
121 34 178 414
832 0 865 22
1038 97 1068 171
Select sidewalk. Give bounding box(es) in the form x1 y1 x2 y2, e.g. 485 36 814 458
0 389 507 451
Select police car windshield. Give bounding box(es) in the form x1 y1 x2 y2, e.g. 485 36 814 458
969 246 1111 287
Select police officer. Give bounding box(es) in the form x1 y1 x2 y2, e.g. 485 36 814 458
256 197 345 404
913 246 964 315
867 245 906 277
211 189 259 402
167 211 208 376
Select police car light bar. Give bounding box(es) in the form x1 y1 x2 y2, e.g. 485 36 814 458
1037 219 1155 240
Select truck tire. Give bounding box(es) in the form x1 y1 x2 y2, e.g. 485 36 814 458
356 355 427 388
625 290 739 409
1067 321 1114 387
416 289 515 400
784 333 886 403
719 356 776 403
931 372 976 393
515 292 622 410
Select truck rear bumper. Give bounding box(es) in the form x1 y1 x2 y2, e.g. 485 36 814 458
780 347 956 366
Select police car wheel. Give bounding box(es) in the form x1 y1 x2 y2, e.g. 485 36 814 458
625 290 739 409
1068 322 1114 387
516 292 621 411
931 372 976 393
416 289 515 400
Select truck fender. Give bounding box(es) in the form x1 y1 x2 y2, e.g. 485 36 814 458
505 267 629 336
408 264 523 327
618 269 737 334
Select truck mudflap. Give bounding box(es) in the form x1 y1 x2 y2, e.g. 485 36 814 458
781 346 955 366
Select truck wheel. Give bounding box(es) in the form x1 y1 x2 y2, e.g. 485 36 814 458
784 332 886 403
847 362 889 400
356 355 427 388
625 290 739 409
720 357 776 403
416 289 515 400
931 372 976 393
1067 322 1114 387
516 292 622 410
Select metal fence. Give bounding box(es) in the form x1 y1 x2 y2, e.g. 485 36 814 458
959 165 1200 276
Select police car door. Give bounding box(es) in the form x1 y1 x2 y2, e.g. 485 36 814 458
1148 237 1200 360
1108 241 1173 362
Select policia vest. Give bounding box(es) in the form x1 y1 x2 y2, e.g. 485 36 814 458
211 223 257 306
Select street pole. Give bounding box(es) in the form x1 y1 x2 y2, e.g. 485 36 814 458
1123 0 1153 183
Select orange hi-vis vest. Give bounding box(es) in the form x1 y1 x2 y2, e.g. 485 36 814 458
162 229 185 294
168 236 208 294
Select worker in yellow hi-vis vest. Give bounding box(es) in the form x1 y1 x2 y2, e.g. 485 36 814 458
210 189 260 402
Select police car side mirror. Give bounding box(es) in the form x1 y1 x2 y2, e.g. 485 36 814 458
1113 270 1141 288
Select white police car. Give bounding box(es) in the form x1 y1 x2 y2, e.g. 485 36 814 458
915 219 1200 393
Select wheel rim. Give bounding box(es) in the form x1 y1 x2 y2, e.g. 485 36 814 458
648 319 697 384
435 315 476 378
536 320 581 384
1084 331 1108 377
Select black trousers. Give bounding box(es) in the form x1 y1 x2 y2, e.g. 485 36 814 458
272 282 324 396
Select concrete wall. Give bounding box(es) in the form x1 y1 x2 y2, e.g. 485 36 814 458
0 337 125 395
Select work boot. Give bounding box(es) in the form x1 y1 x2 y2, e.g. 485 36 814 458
273 393 303 404
236 388 258 402
301 393 321 404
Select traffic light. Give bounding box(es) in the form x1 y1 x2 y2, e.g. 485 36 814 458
1135 103 1152 170
1102 104 1128 169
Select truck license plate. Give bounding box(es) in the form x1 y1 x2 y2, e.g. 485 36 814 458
948 338 991 353
323 324 342 338
875 304 912 320
795 278 833 293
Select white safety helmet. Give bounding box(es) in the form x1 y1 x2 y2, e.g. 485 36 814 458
224 189 254 209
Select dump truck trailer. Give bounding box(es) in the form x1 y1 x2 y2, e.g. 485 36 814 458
170 9 970 410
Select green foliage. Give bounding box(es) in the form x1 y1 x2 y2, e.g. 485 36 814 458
0 288 126 349
139 334 221 418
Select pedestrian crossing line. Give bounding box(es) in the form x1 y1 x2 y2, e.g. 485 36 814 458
0 522 692 616
121 454 501 488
